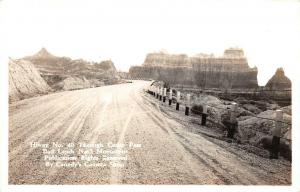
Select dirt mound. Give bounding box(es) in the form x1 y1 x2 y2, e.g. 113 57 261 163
9 59 51 102
190 94 238 128
238 108 291 145
235 97 279 111
53 76 91 91
242 104 262 114
89 79 105 87
280 105 292 115
196 95 223 106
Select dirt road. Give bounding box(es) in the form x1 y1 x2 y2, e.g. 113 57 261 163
9 81 290 184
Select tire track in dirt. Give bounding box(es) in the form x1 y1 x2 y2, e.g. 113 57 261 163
133 92 221 184
41 86 140 184
9 91 70 118
9 91 80 128
9 95 84 148
9 100 100 184
109 104 135 184
45 93 113 184
9 97 85 161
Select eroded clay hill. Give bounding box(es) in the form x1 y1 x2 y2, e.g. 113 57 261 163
265 68 291 90
9 59 51 102
23 48 120 90
129 48 258 89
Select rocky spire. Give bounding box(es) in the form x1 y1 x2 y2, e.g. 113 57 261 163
265 67 291 90
32 47 55 58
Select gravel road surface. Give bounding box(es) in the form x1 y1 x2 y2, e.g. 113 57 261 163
9 81 290 184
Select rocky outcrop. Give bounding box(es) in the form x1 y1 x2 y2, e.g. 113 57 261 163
257 68 292 106
188 93 291 142
238 106 291 144
117 71 130 79
130 66 196 86
53 76 91 91
129 48 258 89
23 48 120 89
189 93 291 159
265 68 291 90
237 106 292 160
143 52 191 68
9 59 51 102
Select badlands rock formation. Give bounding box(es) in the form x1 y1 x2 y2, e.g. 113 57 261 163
52 76 91 91
189 93 291 159
257 68 291 106
9 59 51 102
23 48 120 90
238 107 291 144
265 68 291 90
129 48 258 89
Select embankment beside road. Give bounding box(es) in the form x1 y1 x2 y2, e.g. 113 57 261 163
9 59 52 102
146 83 291 160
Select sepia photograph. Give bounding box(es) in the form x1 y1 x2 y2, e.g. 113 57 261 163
0 0 299 191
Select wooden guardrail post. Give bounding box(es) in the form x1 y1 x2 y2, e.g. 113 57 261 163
230 103 237 122
163 88 167 103
176 91 180 110
159 88 162 101
159 87 161 98
152 86 155 96
275 110 283 130
270 110 283 159
169 88 172 106
227 102 238 138
185 94 190 116
201 104 207 125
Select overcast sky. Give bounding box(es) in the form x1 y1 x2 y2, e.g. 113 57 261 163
0 0 299 85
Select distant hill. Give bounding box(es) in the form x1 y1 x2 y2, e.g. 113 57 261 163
23 48 120 89
129 48 258 89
